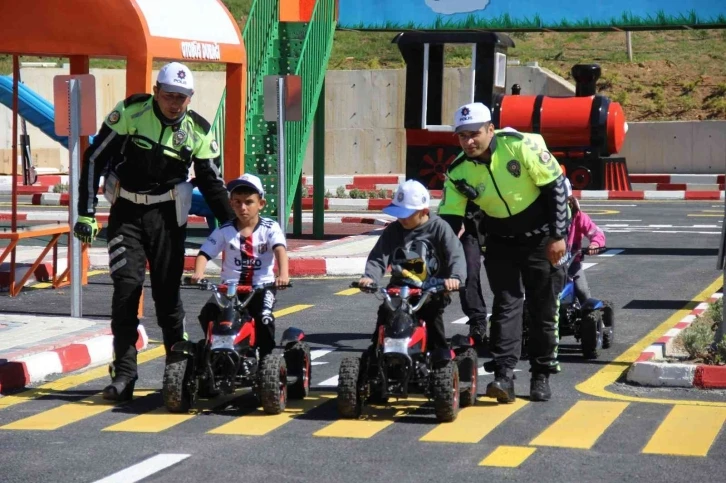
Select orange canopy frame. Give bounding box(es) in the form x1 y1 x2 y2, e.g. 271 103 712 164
1 0 246 181
0 0 246 298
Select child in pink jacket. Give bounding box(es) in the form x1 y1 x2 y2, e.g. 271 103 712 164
565 179 606 304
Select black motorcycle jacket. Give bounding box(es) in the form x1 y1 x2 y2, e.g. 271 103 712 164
77 93 234 224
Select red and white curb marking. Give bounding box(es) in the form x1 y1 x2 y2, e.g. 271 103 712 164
626 292 726 389
0 325 148 393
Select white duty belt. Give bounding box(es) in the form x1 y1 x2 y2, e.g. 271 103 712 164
118 187 175 205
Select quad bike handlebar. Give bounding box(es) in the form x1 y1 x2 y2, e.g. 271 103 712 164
350 280 460 313
182 277 292 309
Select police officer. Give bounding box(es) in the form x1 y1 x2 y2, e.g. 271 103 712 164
439 102 569 403
73 62 235 401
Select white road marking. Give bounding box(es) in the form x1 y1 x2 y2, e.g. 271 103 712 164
451 316 469 325
92 454 190 483
478 367 522 376
311 361 328 366
599 249 624 257
318 375 339 387
580 204 637 207
311 349 335 360
582 263 597 270
591 219 641 222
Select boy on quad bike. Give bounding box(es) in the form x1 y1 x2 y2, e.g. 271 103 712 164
357 180 466 357
349 180 475 422
191 173 290 365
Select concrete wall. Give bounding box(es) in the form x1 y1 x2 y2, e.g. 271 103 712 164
3 66 724 177
0 67 225 174
619 121 726 174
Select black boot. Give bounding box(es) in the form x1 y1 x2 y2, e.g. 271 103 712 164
485 369 516 404
468 318 488 348
530 373 552 402
102 375 137 402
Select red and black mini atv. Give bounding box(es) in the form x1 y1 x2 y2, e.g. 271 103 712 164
162 278 311 415
337 281 478 423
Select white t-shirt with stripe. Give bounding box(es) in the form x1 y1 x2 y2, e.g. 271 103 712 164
199 217 286 285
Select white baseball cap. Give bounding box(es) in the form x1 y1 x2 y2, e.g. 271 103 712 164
157 62 194 97
382 180 430 219
227 173 265 198
454 102 492 133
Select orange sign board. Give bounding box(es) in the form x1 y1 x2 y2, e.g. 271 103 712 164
53 75 97 136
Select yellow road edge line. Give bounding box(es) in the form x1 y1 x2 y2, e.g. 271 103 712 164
0 304 309 411
642 405 726 457
273 304 314 317
313 399 426 439
0 346 166 411
102 390 248 433
576 275 726 407
1 391 155 431
530 401 629 449
420 398 528 443
335 288 360 296
208 394 335 436
479 446 536 468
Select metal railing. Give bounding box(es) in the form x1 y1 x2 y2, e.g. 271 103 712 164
282 0 337 216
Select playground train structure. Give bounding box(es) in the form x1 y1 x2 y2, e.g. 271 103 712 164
395 31 630 191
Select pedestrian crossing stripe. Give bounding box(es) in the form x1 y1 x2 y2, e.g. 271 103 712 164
2 395 725 459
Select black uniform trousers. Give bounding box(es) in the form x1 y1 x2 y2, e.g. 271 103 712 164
371 294 450 352
459 223 488 329
106 198 186 380
198 288 277 360
484 233 565 374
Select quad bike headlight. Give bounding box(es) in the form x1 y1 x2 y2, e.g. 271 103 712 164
383 337 411 355
210 334 235 350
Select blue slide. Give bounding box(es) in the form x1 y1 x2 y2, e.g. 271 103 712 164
0 76 215 228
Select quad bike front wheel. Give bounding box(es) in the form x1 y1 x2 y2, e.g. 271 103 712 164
454 348 478 408
580 310 604 359
601 301 615 349
260 354 288 415
337 357 362 418
162 355 196 413
285 341 312 400
432 361 460 423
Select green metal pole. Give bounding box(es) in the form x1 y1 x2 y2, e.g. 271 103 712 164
313 78 326 239
293 174 302 236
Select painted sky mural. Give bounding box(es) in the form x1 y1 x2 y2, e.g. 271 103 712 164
338 1 726 30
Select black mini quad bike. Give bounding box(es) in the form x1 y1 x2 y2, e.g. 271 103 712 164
162 278 312 414
337 281 478 423
522 247 615 360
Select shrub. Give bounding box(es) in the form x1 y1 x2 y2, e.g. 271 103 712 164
335 186 347 199
52 183 69 193
676 317 713 359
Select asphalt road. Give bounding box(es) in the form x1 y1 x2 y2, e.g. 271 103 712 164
0 200 725 483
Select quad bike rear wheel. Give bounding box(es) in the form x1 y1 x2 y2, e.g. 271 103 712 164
162 355 196 413
260 354 288 415
454 348 478 408
581 310 604 359
285 341 312 400
337 357 362 418
432 361 460 423
601 301 615 349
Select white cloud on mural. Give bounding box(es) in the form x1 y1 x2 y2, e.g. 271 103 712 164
425 0 491 15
